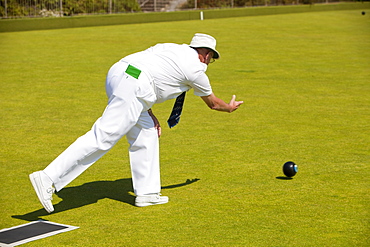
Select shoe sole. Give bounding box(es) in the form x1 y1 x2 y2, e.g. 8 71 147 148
29 172 54 213
135 197 169 207
136 201 168 207
135 201 168 207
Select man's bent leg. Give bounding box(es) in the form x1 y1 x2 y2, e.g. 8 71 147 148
127 113 168 207
127 111 161 196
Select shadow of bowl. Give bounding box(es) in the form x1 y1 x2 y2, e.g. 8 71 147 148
276 176 293 180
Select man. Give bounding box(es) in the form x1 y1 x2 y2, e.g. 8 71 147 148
29 33 243 213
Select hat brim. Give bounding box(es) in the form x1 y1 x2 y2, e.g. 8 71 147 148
191 46 220 59
210 49 220 59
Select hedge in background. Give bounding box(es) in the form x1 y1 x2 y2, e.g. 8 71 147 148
0 2 369 32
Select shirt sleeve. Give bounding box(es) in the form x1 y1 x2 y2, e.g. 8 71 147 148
189 72 213 97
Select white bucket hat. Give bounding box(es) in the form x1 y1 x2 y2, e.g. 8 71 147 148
189 33 220 59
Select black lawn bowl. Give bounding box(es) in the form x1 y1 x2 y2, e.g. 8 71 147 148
283 161 298 178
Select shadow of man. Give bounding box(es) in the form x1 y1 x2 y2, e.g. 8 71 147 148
12 178 199 221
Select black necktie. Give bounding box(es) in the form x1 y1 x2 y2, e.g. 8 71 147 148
167 92 186 128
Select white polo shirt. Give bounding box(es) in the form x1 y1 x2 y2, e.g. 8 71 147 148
122 43 213 103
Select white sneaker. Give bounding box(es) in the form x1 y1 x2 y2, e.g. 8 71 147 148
29 171 55 213
135 193 169 207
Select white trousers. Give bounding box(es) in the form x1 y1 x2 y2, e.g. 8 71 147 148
44 61 160 196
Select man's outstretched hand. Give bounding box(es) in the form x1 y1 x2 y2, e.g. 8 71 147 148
229 95 243 112
201 93 244 113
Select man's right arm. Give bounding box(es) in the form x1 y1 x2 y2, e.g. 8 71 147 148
201 93 243 113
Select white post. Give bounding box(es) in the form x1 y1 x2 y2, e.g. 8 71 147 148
60 0 63 17
200 11 203 20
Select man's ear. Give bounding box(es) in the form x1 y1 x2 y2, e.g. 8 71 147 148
198 53 206 63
